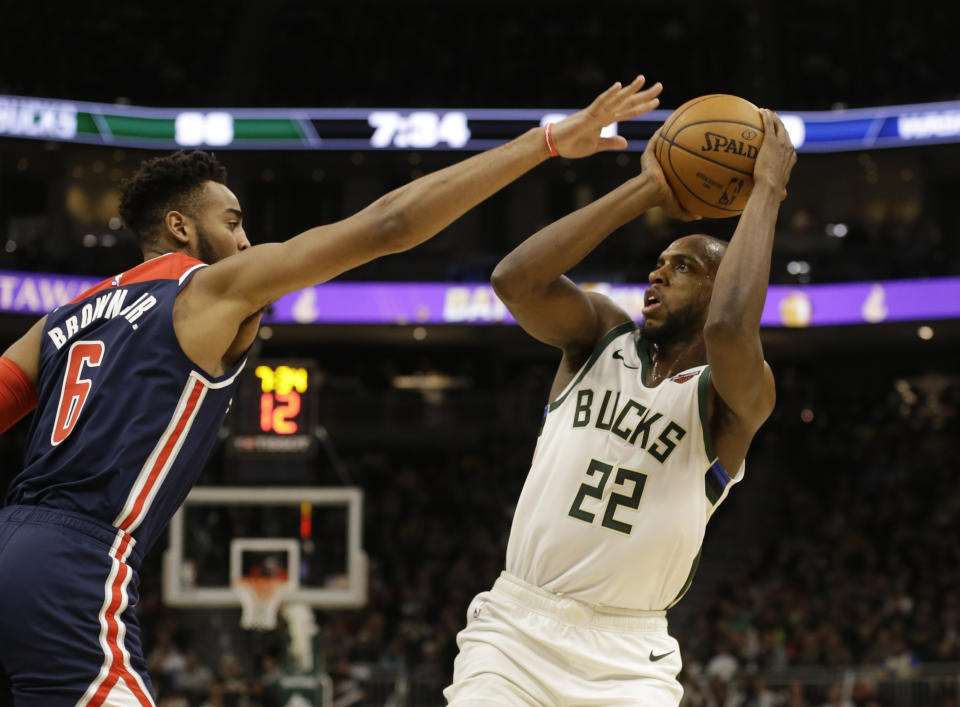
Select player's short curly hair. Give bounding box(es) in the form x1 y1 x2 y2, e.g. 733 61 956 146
118 150 228 249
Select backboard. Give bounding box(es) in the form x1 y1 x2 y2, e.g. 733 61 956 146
163 486 367 611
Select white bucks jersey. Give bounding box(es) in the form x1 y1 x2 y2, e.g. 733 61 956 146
505 322 744 612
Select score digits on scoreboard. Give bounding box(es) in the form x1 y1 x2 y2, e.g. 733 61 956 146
229 360 317 459
255 364 308 435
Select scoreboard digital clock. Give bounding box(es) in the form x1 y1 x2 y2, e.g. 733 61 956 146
228 359 318 460
255 363 308 435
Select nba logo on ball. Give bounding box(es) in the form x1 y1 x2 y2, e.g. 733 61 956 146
656 95 764 219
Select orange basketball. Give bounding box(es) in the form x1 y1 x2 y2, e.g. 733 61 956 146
655 94 763 219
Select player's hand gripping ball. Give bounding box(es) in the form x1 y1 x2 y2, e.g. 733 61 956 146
655 94 764 218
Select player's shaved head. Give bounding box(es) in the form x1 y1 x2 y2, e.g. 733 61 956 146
670 234 727 275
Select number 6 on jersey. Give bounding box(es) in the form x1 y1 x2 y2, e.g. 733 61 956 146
51 341 104 445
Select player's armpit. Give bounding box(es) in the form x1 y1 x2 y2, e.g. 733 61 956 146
171 211 415 375
705 373 772 476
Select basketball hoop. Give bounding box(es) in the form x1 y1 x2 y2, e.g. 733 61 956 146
228 538 301 631
233 575 294 630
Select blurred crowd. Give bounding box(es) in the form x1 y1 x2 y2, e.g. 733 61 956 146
674 368 960 706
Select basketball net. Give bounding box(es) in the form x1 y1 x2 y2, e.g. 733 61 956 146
233 576 294 630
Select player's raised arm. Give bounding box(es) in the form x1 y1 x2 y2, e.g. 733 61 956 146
193 76 663 318
491 125 698 357
703 109 797 427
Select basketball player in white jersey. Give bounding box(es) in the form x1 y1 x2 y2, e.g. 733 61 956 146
444 110 797 705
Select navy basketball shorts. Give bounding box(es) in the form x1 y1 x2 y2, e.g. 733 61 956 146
0 505 155 706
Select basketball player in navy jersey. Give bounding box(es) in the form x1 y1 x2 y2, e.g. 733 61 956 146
0 77 662 705
445 111 796 704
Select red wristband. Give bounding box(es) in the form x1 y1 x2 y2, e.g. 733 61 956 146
544 124 559 157
0 356 37 433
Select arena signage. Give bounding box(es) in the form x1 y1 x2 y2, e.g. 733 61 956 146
0 271 99 314
2 95 960 152
2 270 958 328
897 110 960 140
0 97 77 140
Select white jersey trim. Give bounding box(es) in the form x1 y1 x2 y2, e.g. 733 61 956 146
177 262 208 286
77 530 155 707
195 360 247 389
112 373 207 533
112 361 245 534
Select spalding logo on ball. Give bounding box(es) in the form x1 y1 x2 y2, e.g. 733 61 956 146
655 94 763 219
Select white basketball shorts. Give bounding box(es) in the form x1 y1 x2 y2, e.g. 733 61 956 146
444 571 683 706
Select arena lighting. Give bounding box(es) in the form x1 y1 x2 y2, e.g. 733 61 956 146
779 114 806 149
2 270 959 327
391 372 468 391
4 94 960 152
825 223 849 238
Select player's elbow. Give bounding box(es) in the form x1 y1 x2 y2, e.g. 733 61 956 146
703 316 749 343
491 258 530 303
703 319 761 360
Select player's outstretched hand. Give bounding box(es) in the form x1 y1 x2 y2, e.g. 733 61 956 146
754 109 797 201
640 128 702 221
550 75 662 159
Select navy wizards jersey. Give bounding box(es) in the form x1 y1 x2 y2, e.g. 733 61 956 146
6 252 246 552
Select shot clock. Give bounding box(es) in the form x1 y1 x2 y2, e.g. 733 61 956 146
228 359 318 460
255 364 308 435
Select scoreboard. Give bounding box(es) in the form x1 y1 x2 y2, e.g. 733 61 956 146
7 93 960 153
228 359 318 461
255 363 308 435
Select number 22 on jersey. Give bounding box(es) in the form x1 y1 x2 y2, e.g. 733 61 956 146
51 340 104 445
568 458 648 535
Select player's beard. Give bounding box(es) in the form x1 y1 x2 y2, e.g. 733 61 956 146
195 224 220 265
642 303 702 344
